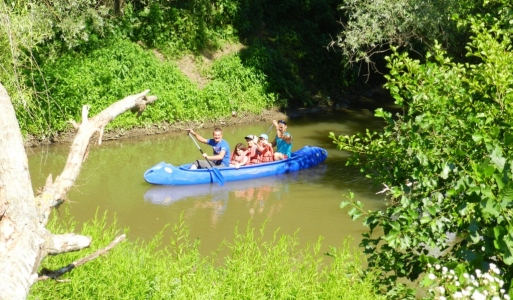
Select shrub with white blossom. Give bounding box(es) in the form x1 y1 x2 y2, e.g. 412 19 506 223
422 263 510 300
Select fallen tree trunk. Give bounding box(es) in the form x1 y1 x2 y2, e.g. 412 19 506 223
0 83 157 299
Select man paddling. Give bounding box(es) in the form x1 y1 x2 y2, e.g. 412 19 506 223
271 119 293 160
187 128 230 169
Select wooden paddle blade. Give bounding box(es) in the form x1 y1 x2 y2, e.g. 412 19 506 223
211 168 226 186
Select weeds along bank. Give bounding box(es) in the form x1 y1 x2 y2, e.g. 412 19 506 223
29 213 384 299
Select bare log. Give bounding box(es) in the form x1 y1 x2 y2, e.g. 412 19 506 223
0 83 157 299
38 234 126 281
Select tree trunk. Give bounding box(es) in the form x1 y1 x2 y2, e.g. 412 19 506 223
0 83 156 299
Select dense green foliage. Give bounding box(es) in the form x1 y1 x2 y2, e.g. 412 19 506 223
332 17 513 297
1 0 348 139
29 212 384 299
28 39 275 133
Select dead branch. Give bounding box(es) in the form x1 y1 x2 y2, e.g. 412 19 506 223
48 90 157 205
37 234 126 281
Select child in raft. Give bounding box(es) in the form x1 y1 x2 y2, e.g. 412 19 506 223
254 133 274 163
244 135 259 164
229 143 249 168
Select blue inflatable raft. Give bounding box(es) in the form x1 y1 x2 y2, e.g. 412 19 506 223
144 146 328 186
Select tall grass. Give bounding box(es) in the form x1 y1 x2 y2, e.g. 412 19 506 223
29 211 384 299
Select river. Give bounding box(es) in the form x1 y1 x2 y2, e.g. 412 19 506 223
27 108 388 256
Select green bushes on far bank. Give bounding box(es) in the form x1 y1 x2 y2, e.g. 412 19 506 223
25 38 276 136
29 212 384 299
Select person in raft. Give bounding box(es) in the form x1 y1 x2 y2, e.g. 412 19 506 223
244 134 259 164
229 143 249 168
271 119 293 161
255 133 274 163
187 128 230 169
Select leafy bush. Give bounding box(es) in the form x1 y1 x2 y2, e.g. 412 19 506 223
332 20 513 296
31 38 194 133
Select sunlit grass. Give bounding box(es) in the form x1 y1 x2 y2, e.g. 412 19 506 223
29 211 384 299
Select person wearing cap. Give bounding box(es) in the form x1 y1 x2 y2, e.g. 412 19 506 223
255 133 274 163
245 134 259 164
187 127 231 169
271 119 293 160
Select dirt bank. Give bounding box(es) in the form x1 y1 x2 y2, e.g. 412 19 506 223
23 107 286 148
23 85 393 148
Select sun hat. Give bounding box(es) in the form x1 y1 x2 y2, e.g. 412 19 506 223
245 135 255 140
259 134 269 140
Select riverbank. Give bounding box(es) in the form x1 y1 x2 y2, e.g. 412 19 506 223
23 86 392 148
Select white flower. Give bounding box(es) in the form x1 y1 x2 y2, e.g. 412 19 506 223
455 281 460 286
471 290 486 300
450 269 456 275
483 273 494 282
438 286 445 294
453 291 463 299
440 297 447 300
492 297 500 300
475 269 482 277
464 273 470 279
428 273 436 280
505 295 510 300
435 264 441 270
442 266 448 273
500 289 505 294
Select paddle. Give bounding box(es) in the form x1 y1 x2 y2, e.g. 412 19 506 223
265 124 274 135
188 132 226 186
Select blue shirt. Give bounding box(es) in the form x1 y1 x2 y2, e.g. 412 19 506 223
276 132 292 157
207 139 231 167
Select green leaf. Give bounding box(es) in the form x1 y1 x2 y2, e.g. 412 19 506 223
390 221 401 231
480 199 500 217
499 182 513 208
427 205 438 216
347 207 362 220
469 221 480 243
472 134 483 142
340 201 350 209
504 132 513 146
441 163 451 179
490 146 506 172
351 210 363 220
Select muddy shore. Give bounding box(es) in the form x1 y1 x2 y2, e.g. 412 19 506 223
23 87 391 148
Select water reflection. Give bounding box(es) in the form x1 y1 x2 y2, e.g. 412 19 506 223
144 165 327 226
